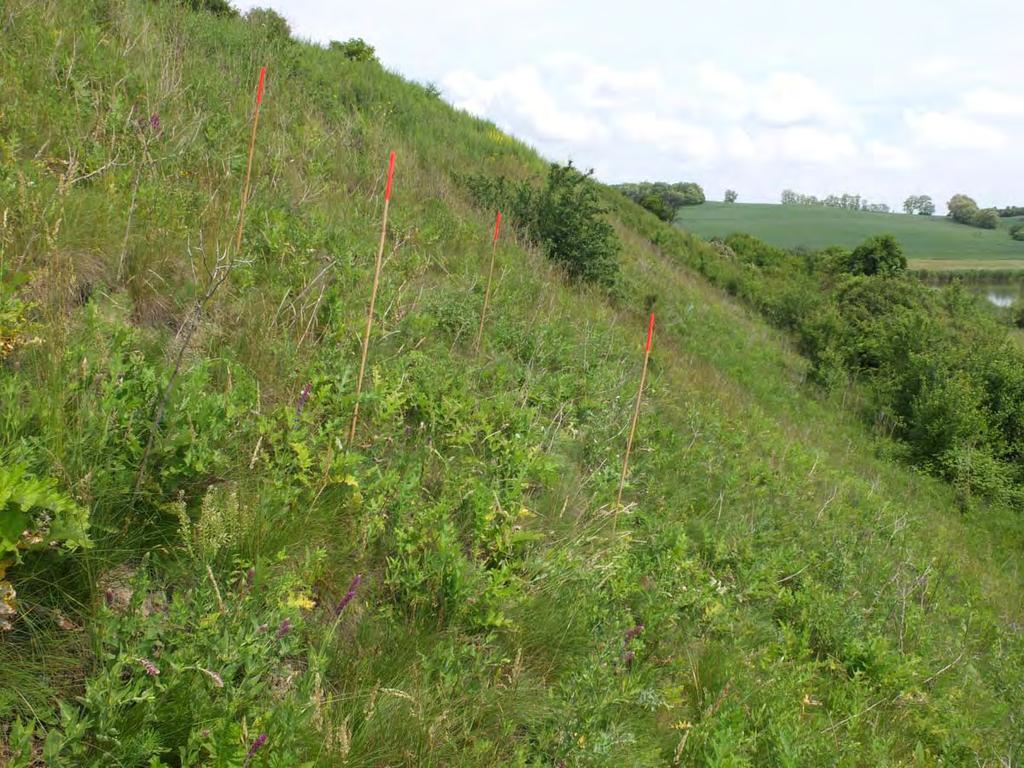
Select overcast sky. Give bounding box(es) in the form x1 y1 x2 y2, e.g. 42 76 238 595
235 0 1024 209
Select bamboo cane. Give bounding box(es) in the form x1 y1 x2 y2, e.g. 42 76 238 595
474 211 502 353
615 312 655 528
349 150 396 445
234 66 266 254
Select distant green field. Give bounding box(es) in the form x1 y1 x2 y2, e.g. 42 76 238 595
675 202 1024 270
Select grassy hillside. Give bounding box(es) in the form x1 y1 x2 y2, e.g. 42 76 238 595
676 202 1024 270
1 1 1023 765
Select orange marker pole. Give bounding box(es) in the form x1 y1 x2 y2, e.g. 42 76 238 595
615 313 655 526
235 66 266 254
474 211 502 353
349 150 396 445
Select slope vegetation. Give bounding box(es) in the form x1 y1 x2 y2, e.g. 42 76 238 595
1 2 1022 765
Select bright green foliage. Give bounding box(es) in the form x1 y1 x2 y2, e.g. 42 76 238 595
671 226 1024 503
616 180 705 212
466 162 621 286
329 38 377 62
1 0 1023 764
244 7 292 41
0 465 89 563
948 193 1001 229
639 193 674 221
841 234 907 276
175 0 237 15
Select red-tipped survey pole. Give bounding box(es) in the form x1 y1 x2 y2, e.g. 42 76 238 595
349 151 396 445
474 211 502 353
615 313 655 525
235 66 267 253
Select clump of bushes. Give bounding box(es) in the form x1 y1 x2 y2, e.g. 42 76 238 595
684 229 1024 504
1009 222 1024 242
840 234 907 277
616 181 705 217
244 7 292 41
175 0 237 15
464 162 620 287
329 38 377 62
947 194 1000 229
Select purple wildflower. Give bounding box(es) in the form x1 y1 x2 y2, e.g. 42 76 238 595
335 573 363 615
295 382 312 420
275 618 291 639
623 650 636 669
246 567 256 588
624 624 645 644
243 733 268 766
138 658 160 677
149 114 161 133
105 588 115 607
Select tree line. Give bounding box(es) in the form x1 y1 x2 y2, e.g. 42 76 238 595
781 190 890 212
614 181 706 221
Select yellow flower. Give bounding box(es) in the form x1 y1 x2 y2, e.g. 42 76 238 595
286 591 316 611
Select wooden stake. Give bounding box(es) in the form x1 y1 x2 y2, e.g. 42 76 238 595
234 66 266 254
474 211 502 353
615 313 655 526
349 150 396 446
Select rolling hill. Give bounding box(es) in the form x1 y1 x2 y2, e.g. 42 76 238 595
675 201 1024 270
1 1 1023 765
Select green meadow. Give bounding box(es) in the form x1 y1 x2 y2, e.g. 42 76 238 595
676 202 1024 269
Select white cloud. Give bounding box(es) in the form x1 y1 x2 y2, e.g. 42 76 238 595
962 88 1024 117
545 52 666 109
759 126 858 165
867 140 917 170
754 73 850 128
442 67 608 144
910 56 965 80
616 112 719 162
904 109 1007 150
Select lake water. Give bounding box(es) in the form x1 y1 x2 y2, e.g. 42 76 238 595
922 277 1024 310
978 282 1024 308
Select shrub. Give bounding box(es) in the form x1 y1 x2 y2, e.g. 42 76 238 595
1010 223 1024 241
615 181 705 212
177 0 237 15
840 234 907 277
638 193 674 222
463 162 620 287
947 194 1000 229
329 38 377 62
245 7 292 41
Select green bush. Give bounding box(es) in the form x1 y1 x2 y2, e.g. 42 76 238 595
840 234 907 277
329 38 377 62
1010 222 1024 241
638 193 674 222
464 162 620 287
175 0 238 15
244 7 292 41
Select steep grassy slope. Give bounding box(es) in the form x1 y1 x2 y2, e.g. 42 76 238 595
1 2 1022 765
676 202 1024 270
